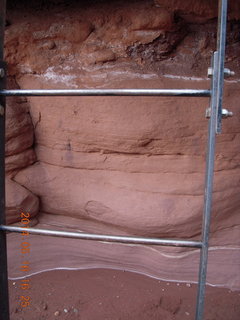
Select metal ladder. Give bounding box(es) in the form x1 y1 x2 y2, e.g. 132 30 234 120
0 1 234 319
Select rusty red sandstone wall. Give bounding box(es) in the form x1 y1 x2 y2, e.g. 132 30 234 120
4 0 240 289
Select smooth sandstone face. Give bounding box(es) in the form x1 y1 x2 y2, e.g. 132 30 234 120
4 0 240 289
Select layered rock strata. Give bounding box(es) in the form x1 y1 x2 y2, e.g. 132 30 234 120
4 0 240 289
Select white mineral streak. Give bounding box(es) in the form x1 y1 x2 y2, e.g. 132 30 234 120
40 66 78 88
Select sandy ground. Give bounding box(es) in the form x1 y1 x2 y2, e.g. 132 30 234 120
8 268 240 320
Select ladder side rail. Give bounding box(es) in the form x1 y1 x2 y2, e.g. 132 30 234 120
216 0 228 133
0 1 10 319
195 1 228 319
195 51 219 320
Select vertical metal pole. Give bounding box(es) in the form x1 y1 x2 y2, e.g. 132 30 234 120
195 1 228 319
0 1 10 320
216 0 228 134
195 52 218 320
0 0 5 60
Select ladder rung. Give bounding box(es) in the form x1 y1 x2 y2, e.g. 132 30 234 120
0 225 202 248
0 89 211 97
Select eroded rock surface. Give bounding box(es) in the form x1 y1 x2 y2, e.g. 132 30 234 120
5 79 39 223
6 178 39 224
4 0 240 289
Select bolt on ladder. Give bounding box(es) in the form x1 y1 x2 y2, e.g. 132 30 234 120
0 1 235 319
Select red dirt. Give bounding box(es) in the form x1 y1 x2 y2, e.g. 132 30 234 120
9 268 240 320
